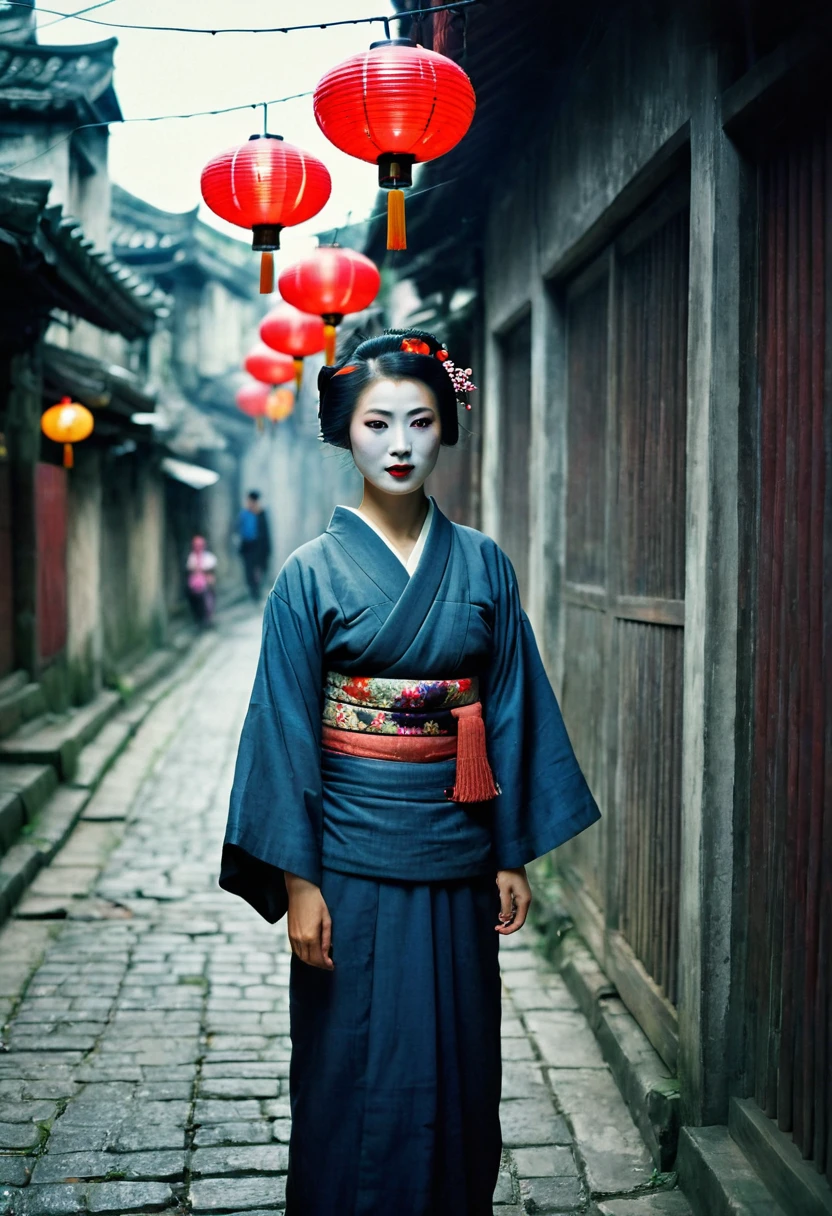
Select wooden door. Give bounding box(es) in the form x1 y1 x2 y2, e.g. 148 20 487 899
36 463 67 663
558 181 689 1068
743 115 831 1181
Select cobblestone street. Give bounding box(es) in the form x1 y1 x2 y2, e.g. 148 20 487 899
0 614 689 1216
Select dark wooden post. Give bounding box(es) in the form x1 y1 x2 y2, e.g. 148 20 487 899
678 46 742 1128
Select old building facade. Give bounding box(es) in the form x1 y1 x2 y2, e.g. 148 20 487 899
379 1 832 1211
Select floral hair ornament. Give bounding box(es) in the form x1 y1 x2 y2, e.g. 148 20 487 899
443 359 477 410
398 337 477 409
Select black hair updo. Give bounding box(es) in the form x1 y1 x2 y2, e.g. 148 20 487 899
317 328 459 449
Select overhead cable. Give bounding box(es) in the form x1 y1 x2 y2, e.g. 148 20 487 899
3 90 314 173
2 0 478 35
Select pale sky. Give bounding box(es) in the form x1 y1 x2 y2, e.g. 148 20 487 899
36 0 397 259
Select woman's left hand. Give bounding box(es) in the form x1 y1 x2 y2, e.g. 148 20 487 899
495 867 532 935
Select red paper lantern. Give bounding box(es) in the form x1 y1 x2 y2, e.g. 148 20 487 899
243 344 296 387
235 380 273 432
260 303 326 389
278 246 381 365
201 134 332 292
313 39 475 250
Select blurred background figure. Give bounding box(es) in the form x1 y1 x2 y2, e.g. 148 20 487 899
186 535 217 628
237 490 272 601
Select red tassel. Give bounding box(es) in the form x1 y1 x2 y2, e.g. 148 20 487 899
63 443 74 469
293 357 304 390
387 188 406 250
260 251 275 294
450 703 499 802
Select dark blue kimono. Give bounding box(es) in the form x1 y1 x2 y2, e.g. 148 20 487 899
220 500 600 1215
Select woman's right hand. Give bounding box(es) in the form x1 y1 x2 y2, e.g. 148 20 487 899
284 873 334 971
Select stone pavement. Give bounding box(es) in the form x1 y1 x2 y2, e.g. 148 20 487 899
0 612 691 1216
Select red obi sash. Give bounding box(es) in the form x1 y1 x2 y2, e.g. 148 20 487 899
322 673 499 804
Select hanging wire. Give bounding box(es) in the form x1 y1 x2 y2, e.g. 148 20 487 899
1 0 479 35
37 0 117 30
2 90 313 174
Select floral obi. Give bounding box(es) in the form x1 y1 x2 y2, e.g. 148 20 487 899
323 672 479 737
322 673 499 804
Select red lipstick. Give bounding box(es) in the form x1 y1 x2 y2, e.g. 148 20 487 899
386 464 414 479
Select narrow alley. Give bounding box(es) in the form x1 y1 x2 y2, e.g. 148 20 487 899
0 614 690 1216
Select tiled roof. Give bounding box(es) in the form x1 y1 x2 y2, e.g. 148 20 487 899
110 184 257 297
0 34 121 122
0 171 169 341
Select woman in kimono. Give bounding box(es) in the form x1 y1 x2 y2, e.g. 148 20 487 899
220 329 600 1215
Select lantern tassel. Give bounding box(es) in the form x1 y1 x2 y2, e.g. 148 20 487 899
63 443 74 469
293 358 304 390
256 416 265 434
260 251 275 295
324 323 337 367
387 189 406 251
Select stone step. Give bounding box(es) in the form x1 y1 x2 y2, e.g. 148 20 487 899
0 631 219 929
677 1125 787 1216
596 1193 693 1215
0 765 59 858
0 679 46 741
531 874 681 1171
0 690 121 781
0 670 28 699
728 1098 832 1216
70 720 134 791
0 787 90 923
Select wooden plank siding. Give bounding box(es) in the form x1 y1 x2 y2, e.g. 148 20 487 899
35 462 67 663
556 185 689 1065
0 459 13 676
497 314 532 601
743 114 831 1181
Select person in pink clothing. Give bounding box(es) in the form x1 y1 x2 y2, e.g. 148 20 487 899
185 535 217 628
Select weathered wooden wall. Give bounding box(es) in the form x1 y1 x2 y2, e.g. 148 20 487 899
555 191 689 1063
0 458 13 677
744 113 831 1181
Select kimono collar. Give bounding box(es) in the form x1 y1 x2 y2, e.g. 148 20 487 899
326 497 455 671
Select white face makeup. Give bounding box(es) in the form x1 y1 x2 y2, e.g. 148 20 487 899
349 377 441 494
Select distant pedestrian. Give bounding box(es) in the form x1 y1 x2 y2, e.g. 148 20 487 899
237 490 272 601
186 535 217 628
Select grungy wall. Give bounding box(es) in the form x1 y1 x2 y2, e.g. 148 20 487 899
100 450 166 673
66 445 102 702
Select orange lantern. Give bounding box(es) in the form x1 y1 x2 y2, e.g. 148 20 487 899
266 387 295 424
41 397 94 468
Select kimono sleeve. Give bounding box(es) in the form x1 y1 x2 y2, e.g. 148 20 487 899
219 579 324 923
481 546 601 870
